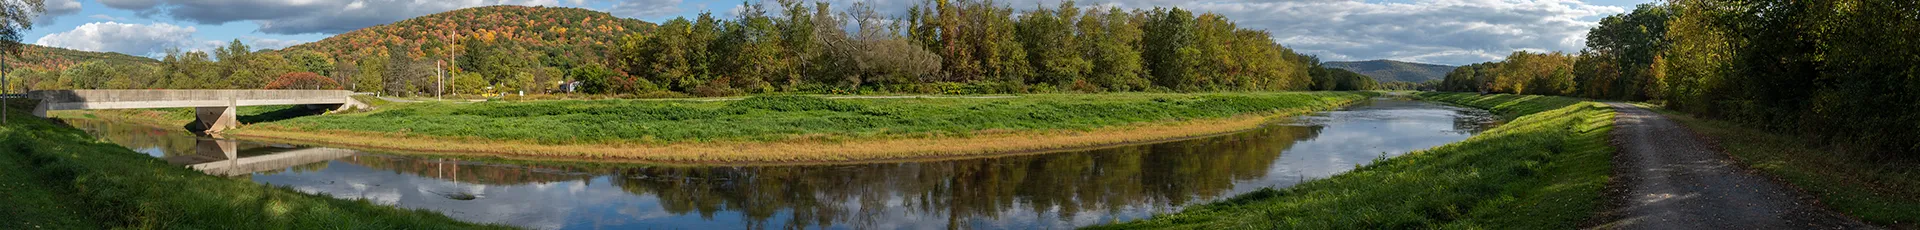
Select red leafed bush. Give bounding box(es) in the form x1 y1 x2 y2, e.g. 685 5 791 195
264 72 340 90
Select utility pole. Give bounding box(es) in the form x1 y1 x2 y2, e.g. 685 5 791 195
449 30 457 97
436 60 444 100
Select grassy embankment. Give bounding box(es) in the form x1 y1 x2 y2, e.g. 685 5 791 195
1091 93 1615 229
1644 105 1919 228
0 101 506 229
65 92 1371 164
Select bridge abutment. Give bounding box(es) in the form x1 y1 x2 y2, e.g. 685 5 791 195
195 106 238 133
31 101 47 118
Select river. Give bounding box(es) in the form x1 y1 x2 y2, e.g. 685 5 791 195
66 97 1494 229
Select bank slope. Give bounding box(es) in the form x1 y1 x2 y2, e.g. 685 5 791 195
0 105 507 229
1090 93 1612 229
222 92 1370 164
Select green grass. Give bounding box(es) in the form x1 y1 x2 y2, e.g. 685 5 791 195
0 107 509 229
351 95 393 109
1089 92 1614 229
1417 93 1585 119
1649 106 1919 228
247 92 1374 144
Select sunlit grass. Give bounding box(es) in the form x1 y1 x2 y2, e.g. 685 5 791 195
215 92 1372 163
0 107 510 229
246 92 1372 144
1089 92 1613 229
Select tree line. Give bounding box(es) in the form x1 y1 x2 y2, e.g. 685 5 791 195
6 40 344 91
608 0 1375 96
1439 2 1919 156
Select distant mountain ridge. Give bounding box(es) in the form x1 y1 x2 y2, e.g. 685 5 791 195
1323 60 1455 83
8 44 159 70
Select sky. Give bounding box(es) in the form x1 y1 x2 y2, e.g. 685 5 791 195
23 0 1659 66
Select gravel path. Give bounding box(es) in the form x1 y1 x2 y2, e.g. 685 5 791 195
1593 102 1873 229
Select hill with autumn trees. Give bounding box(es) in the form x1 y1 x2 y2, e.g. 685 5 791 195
7 44 159 70
8 3 1389 96
5 5 657 94
2 44 163 91
280 5 650 69
276 5 654 94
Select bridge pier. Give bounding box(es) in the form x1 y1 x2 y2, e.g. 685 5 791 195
195 106 238 133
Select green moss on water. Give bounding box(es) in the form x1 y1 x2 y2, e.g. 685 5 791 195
1089 93 1614 229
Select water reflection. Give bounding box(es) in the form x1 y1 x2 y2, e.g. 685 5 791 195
66 98 1494 229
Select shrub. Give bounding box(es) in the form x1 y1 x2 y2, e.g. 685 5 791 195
262 72 340 90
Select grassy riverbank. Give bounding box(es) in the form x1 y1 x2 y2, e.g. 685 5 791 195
129 92 1369 164
1648 106 1918 228
0 106 505 229
1091 93 1613 229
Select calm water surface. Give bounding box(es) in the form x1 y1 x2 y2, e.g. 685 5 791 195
69 98 1494 229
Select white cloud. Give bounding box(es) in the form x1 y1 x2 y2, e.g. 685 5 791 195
243 37 309 50
1180 0 1623 65
76 0 1622 65
34 22 197 57
792 0 1622 65
607 0 682 19
98 0 577 35
89 14 127 21
99 0 159 10
36 0 82 24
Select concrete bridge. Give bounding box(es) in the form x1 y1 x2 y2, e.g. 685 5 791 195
27 90 366 132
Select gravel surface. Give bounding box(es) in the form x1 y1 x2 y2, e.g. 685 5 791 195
1591 102 1874 229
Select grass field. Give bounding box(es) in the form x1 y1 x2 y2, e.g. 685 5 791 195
161 92 1366 163
256 92 1368 143
1089 93 1614 229
0 105 505 229
1649 106 1919 228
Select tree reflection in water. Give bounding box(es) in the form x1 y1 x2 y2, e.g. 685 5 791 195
68 99 1495 229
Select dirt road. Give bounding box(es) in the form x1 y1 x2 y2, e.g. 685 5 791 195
1594 102 1872 229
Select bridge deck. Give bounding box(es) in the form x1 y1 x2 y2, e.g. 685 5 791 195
28 90 353 110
